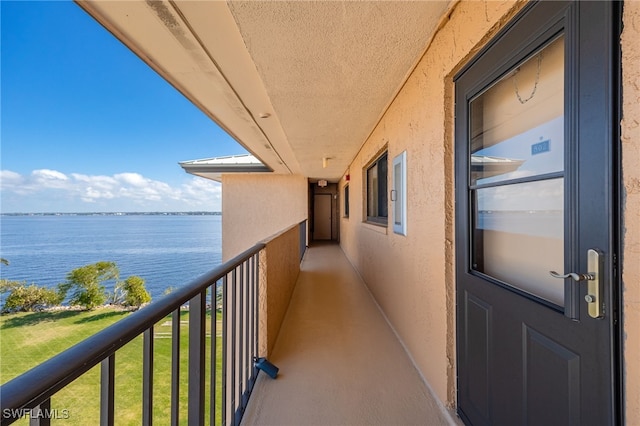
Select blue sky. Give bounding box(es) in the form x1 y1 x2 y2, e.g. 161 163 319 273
1 0 246 213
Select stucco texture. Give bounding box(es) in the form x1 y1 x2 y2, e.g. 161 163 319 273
222 174 307 260
340 0 526 406
258 224 301 356
621 1 640 423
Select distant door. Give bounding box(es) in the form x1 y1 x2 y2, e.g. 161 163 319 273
314 194 332 240
455 2 619 425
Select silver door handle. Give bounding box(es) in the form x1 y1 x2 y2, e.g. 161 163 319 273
549 271 594 281
548 248 603 319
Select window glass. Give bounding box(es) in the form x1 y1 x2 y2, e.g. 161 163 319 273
470 35 565 186
470 35 565 306
344 185 349 217
366 152 388 224
473 179 564 304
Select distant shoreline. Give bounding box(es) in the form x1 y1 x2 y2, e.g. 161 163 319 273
0 211 221 217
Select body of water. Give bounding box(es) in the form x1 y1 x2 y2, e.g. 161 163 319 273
0 214 222 301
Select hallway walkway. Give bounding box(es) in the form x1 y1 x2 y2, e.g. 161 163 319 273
242 243 459 425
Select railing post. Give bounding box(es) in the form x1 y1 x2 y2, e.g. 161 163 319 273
142 328 154 426
222 275 228 426
209 284 217 426
230 268 237 425
188 291 206 425
243 258 251 410
171 309 180 426
29 398 50 426
253 252 260 366
254 252 260 380
238 263 245 420
100 355 115 426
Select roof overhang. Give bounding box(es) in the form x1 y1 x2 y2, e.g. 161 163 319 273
77 1 453 182
179 154 271 182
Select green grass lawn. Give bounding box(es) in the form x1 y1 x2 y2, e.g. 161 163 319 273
1 307 222 425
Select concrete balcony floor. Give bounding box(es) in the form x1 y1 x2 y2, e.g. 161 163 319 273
242 242 460 425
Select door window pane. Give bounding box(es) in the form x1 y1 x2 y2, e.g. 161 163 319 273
470 36 565 186
471 116 564 186
473 179 564 305
469 36 565 306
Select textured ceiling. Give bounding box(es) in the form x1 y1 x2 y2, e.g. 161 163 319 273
78 0 452 181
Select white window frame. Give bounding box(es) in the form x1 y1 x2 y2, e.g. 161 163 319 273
392 151 407 235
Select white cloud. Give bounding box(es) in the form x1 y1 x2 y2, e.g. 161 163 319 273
71 173 118 189
0 169 221 212
114 172 148 187
0 170 25 190
32 169 69 181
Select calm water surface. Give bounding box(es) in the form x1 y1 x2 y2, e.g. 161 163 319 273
0 215 222 301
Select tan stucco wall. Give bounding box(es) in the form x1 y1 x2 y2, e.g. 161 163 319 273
340 0 639 417
221 174 307 260
340 0 527 406
621 1 640 423
258 224 301 356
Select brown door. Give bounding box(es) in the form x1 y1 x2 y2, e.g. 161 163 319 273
313 194 332 240
455 2 620 424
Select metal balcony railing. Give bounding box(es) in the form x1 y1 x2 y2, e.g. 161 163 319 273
0 243 265 426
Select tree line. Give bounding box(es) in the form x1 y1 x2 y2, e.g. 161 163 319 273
0 260 151 313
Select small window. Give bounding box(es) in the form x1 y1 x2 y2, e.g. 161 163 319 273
366 151 388 225
392 151 407 235
344 185 350 217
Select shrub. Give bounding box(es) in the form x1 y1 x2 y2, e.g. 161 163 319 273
59 261 119 310
120 276 151 309
0 279 64 313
